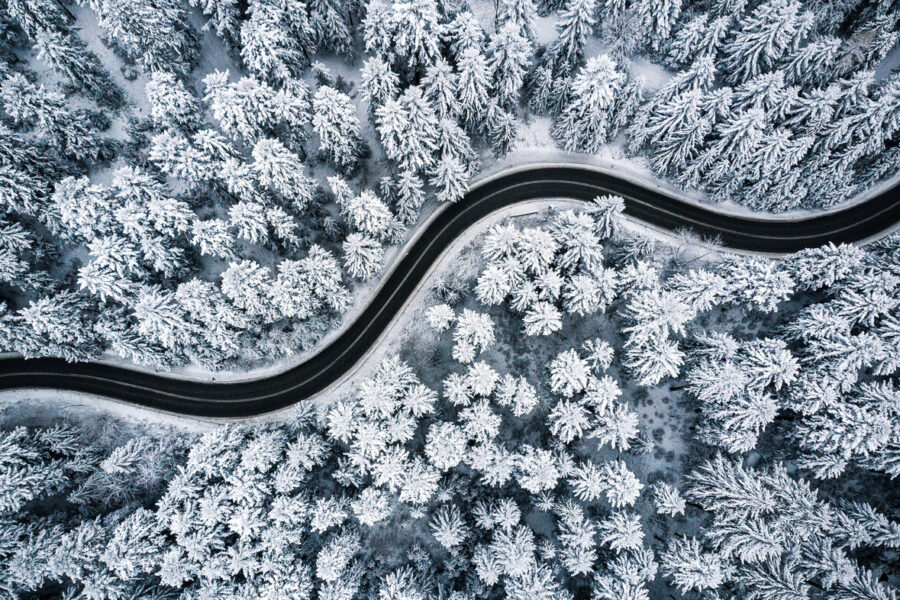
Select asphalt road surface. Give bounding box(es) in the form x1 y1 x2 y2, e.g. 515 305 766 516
1 165 898 417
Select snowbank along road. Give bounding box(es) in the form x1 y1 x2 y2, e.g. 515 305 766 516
1 165 898 417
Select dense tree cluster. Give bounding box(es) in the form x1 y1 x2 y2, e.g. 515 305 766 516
0 0 561 370
0 17 380 369
0 2 898 598
623 0 900 210
456 202 900 598
668 455 900 599
3 194 900 600
0 0 897 370
685 238 900 480
360 0 537 209
473 203 900 482
475 196 624 337
5 0 121 105
0 122 352 368
3 292 898 600
1 346 663 599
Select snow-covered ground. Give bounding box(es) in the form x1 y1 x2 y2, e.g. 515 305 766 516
0 388 217 431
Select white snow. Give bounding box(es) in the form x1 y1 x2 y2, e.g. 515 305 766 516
0 388 217 431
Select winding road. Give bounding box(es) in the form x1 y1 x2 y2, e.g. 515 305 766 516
1 165 899 417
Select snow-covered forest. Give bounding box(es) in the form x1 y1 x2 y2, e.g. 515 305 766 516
0 0 898 370
3 201 899 599
1 0 900 597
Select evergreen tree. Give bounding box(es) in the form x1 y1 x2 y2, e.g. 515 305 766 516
51 175 116 242
721 0 808 85
429 154 469 203
436 117 478 171
308 0 353 57
687 454 777 517
376 87 439 174
835 12 899 76
549 348 590 397
220 259 277 321
17 291 100 361
642 89 715 176
229 200 270 244
145 71 203 131
552 55 626 153
667 13 729 67
488 22 532 108
33 29 121 106
360 55 399 109
497 0 538 40
624 335 684 386
364 0 441 72
188 0 241 43
548 0 596 75
445 10 485 60
241 0 313 84
782 36 842 87
632 0 682 52
476 264 512 306
426 303 456 331
422 58 460 119
251 137 314 211
527 65 558 114
652 482 686 516
203 71 276 142
488 108 518 156
425 422 467 471
131 285 194 352
523 301 563 336
682 107 769 197
394 169 426 224
148 131 210 186
549 399 591 443
176 278 247 358
456 46 493 131
342 232 384 280
341 190 394 239
312 86 363 171
0 74 105 162
453 308 495 363
661 537 729 593
84 0 199 75
301 244 350 313
5 0 70 39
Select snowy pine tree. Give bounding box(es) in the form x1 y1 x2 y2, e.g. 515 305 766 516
313 86 364 171
552 55 626 153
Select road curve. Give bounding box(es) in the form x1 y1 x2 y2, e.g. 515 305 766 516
1 165 899 417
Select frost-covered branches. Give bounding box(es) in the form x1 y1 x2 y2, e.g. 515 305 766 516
313 86 364 171
676 455 900 599
475 208 622 338
683 239 900 475
552 55 629 153
685 333 797 453
451 308 496 364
